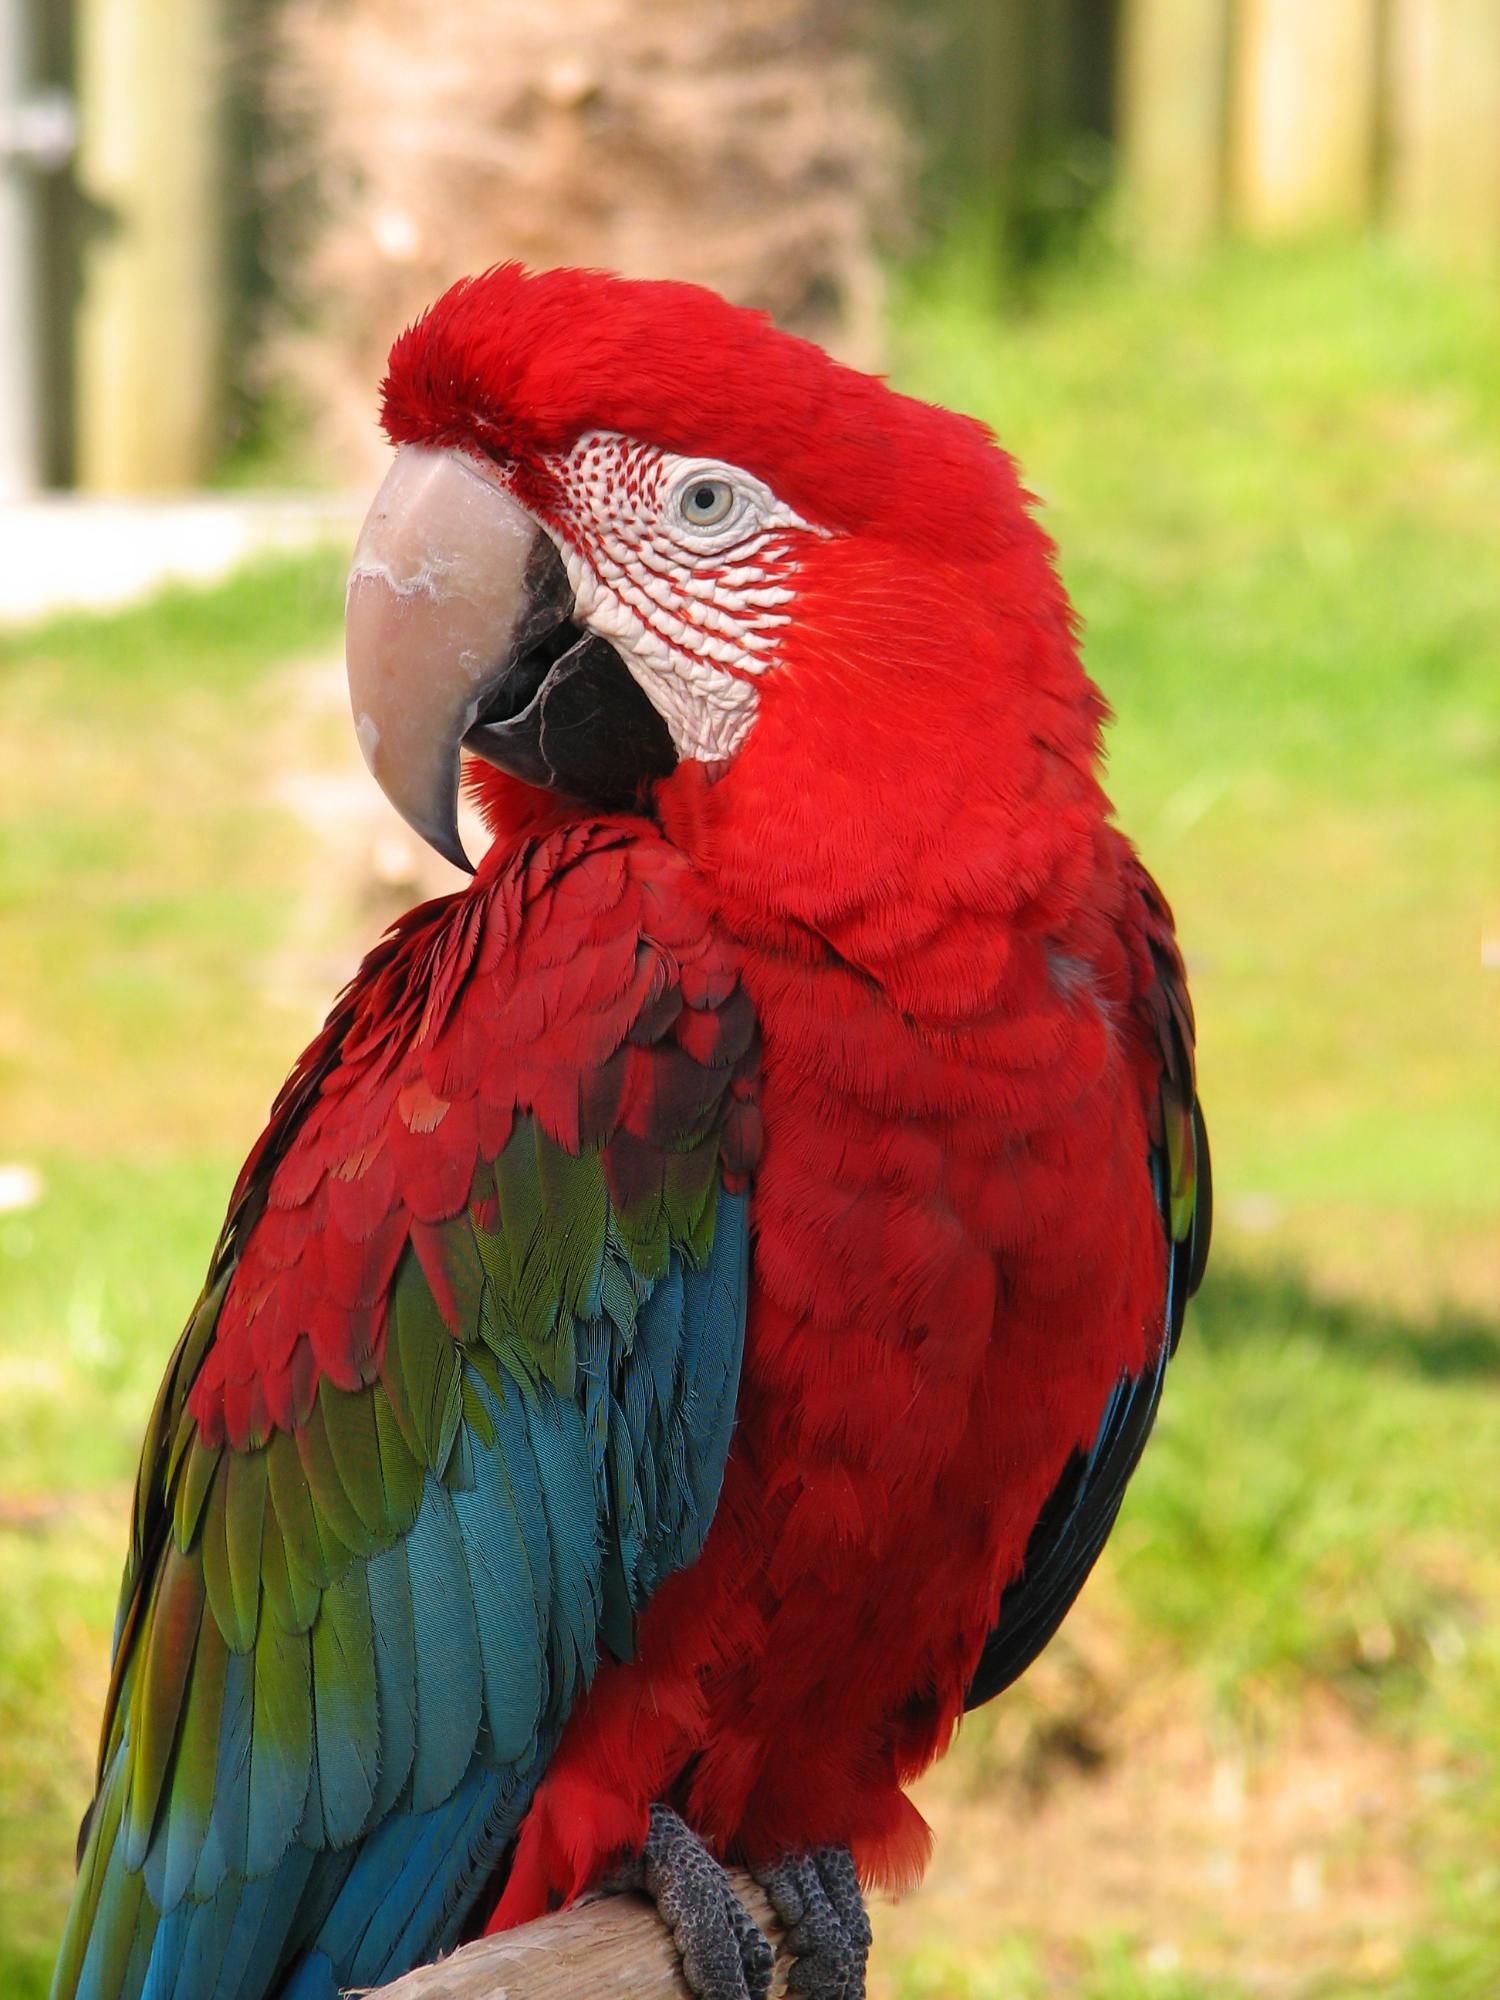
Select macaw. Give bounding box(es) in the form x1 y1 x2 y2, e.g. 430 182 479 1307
53 264 1209 2000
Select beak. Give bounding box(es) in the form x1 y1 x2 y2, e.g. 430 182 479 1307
345 444 675 870
345 444 568 871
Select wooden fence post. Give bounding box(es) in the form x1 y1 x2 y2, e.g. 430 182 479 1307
73 0 223 489
1117 0 1234 255
952 0 1032 240
1388 0 1500 265
1229 0 1383 233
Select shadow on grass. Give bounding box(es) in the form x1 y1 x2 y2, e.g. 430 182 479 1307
1191 1260 1500 1383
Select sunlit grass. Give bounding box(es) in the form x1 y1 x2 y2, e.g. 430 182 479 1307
0 550 348 1159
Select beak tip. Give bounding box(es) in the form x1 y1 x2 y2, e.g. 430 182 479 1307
421 812 476 876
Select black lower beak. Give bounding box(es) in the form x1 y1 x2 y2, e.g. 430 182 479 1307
463 534 678 812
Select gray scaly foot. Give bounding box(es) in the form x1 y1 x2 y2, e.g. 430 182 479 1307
621 1804 775 2000
754 1846 872 2000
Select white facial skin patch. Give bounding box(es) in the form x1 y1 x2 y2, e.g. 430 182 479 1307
537 431 829 764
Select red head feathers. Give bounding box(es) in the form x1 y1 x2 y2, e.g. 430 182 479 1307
380 262 1035 563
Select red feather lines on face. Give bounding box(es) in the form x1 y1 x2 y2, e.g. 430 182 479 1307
545 430 801 691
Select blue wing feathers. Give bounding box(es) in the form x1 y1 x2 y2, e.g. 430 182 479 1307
282 1756 525 1996
191 1648 251 1902
247 1621 312 1877
307 1566 380 1849
58 1145 751 2000
450 1379 549 1763
520 1391 603 1714
484 1380 554 1639
404 1479 485 1814
364 1539 418 1823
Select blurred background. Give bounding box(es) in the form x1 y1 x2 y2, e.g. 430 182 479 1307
1 2 1497 1995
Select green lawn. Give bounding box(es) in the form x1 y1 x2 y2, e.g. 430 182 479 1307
2 242 1497 1998
0 554 352 1994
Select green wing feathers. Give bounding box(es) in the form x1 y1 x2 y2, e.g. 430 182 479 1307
55 827 759 2000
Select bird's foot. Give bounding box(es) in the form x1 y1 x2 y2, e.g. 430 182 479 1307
620 1803 774 2000
754 1846 871 2000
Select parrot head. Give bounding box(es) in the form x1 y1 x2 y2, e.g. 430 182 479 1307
347 263 1105 920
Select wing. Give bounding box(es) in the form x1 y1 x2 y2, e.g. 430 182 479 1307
53 824 759 2000
965 862 1210 1711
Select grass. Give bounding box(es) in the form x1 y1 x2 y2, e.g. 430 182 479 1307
0 551 351 1996
2 241 1498 1997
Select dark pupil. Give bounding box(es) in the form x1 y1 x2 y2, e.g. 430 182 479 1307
692 486 718 512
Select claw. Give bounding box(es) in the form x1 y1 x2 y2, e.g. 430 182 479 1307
755 1848 871 2000
623 1804 774 2000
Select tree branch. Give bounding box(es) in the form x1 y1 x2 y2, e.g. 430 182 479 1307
367 1876 790 1998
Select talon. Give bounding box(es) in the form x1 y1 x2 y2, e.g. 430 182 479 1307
753 1846 870 2000
814 1846 873 1965
625 1804 774 2000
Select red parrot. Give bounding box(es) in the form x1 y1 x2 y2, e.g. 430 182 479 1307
54 265 1209 2000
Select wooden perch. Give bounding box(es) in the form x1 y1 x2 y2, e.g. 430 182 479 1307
368 1876 791 1998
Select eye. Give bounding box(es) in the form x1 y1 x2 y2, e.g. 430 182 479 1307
678 478 735 529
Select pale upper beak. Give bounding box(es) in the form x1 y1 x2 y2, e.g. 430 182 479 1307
344 445 562 871
345 444 675 870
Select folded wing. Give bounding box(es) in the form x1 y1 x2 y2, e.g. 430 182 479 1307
53 825 759 2000
965 862 1210 1711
